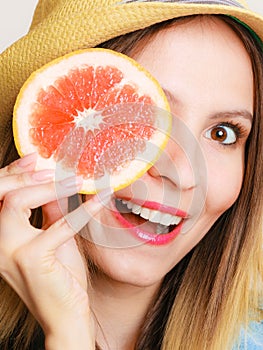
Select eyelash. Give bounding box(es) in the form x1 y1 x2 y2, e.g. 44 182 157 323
206 121 248 147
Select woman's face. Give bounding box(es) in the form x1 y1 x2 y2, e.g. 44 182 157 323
83 17 253 288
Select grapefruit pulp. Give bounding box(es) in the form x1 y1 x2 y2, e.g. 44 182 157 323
13 48 171 193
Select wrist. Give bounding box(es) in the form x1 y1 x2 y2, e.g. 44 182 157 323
45 334 95 350
45 317 95 350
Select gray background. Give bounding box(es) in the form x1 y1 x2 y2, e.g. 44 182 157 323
0 0 262 53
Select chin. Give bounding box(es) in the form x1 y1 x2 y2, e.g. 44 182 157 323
86 242 180 288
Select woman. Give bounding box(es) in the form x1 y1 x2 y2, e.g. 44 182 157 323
0 1 262 349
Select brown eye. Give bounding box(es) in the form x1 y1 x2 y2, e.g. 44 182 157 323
205 125 237 145
211 127 227 141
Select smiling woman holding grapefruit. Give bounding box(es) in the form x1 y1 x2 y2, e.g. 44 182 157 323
0 1 262 349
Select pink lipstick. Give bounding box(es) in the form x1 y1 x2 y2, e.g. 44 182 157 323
112 198 186 245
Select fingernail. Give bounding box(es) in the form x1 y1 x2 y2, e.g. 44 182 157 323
59 176 83 188
32 170 55 182
17 153 37 168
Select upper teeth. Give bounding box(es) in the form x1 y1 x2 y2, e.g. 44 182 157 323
120 199 183 227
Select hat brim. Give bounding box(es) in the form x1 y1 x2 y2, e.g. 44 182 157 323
0 1 262 149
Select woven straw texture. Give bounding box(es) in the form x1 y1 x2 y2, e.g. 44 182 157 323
0 0 263 160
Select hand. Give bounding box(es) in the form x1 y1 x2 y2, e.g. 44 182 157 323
0 154 109 349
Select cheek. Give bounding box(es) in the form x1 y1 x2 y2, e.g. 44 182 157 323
205 154 244 215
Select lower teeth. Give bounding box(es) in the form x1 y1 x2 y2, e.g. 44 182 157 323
156 223 170 234
115 199 172 235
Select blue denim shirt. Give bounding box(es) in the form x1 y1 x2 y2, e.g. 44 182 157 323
233 321 263 349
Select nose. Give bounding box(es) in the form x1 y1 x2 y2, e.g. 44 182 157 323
148 121 205 191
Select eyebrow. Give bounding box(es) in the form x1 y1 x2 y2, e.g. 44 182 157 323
162 88 253 122
209 110 253 122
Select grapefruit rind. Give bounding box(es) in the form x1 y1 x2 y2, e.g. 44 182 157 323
13 48 171 194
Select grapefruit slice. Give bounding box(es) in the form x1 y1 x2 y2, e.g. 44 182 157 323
13 48 171 193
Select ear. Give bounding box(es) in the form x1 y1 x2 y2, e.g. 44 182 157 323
41 198 68 229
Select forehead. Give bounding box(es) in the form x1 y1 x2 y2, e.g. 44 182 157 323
134 16 253 114
134 16 252 72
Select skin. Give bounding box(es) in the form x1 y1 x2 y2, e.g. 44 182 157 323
0 17 253 350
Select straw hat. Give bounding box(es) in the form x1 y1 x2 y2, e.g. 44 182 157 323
0 0 262 158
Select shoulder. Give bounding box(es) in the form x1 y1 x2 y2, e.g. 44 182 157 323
233 321 263 350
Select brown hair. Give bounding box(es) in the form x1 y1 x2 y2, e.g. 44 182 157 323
0 15 262 350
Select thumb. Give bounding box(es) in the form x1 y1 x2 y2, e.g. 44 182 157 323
42 197 69 229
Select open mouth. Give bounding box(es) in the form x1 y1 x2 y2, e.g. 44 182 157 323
114 198 184 243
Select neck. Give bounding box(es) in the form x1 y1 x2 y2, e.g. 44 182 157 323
89 271 161 350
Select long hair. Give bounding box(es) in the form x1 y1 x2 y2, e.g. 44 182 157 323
99 15 263 350
0 15 262 350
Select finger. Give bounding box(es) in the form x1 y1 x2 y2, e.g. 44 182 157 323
1 176 82 226
0 169 55 200
42 194 81 228
66 188 113 233
42 197 69 229
32 189 113 250
55 237 87 290
0 153 37 178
